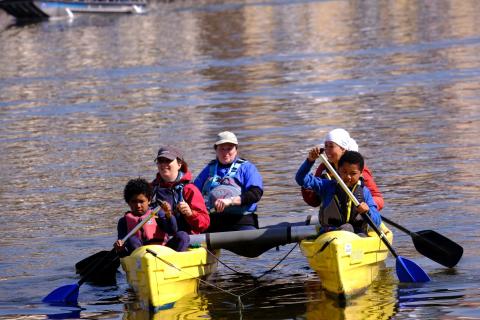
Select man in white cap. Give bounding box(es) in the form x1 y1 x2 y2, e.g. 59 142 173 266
194 131 264 232
301 128 384 211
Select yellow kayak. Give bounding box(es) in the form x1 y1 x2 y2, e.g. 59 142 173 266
300 224 393 298
120 245 218 309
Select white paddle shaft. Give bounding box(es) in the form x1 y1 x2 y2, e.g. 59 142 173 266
121 205 162 242
319 153 360 206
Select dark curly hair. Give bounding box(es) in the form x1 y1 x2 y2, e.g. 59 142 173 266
123 178 153 203
338 151 364 172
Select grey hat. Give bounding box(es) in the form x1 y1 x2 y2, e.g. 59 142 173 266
214 131 238 145
156 145 184 161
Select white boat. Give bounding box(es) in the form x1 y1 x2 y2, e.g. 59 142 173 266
0 0 146 20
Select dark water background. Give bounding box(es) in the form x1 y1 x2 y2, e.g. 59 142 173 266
1 0 479 319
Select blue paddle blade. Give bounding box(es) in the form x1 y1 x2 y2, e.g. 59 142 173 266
396 256 431 283
42 284 79 304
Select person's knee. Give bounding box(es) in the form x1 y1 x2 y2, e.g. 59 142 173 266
338 223 354 233
172 231 190 251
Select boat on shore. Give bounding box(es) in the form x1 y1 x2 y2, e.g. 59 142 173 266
300 224 393 299
0 0 146 20
120 245 219 310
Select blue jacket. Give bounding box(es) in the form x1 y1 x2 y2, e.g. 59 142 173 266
194 158 263 213
295 159 381 227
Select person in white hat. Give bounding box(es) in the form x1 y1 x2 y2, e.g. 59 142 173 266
194 131 264 232
296 150 382 233
301 128 384 211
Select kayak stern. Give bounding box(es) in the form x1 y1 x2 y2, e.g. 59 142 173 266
300 224 393 298
121 245 218 309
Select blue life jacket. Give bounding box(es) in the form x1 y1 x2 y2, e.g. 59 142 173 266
201 158 252 215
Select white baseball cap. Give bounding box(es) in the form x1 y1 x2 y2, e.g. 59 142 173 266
215 131 238 145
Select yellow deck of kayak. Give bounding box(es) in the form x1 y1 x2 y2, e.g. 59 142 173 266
300 223 393 298
120 245 218 309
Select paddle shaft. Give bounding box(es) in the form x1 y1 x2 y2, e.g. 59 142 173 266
381 215 413 236
121 205 161 242
318 154 400 258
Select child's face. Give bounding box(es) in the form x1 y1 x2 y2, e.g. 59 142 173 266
324 141 345 165
157 157 182 182
339 162 362 188
128 194 150 216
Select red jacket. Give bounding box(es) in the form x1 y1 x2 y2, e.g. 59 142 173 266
301 162 384 211
152 170 210 234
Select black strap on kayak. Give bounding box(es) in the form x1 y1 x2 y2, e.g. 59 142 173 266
318 237 337 253
286 225 291 243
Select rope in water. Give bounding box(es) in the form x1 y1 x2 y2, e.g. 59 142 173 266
146 244 298 310
238 243 299 298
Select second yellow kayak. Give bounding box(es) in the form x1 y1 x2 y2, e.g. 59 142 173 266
300 224 393 298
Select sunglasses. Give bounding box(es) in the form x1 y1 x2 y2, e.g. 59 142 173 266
155 157 174 164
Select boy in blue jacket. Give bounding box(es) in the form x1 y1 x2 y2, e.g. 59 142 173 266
296 149 381 234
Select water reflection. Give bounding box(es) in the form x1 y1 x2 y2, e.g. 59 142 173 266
1 0 480 319
305 271 397 320
121 271 399 320
123 294 211 320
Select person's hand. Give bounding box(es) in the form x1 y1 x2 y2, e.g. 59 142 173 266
177 201 193 217
214 198 233 213
114 240 125 253
307 147 323 162
158 200 172 218
356 202 369 214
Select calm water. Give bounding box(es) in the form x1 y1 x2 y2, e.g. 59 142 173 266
1 0 479 319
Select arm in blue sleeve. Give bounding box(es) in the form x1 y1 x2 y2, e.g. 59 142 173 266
166 215 178 234
363 187 381 227
156 210 178 234
237 162 263 190
117 217 143 253
295 159 315 186
295 159 336 203
193 165 209 191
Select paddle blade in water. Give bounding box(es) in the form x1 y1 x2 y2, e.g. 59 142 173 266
42 284 79 304
413 230 463 268
396 256 430 283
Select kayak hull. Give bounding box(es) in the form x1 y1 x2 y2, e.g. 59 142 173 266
300 224 393 298
121 245 218 309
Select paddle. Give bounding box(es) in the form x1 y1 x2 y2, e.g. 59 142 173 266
318 153 430 283
75 250 119 285
42 205 164 304
380 215 463 268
